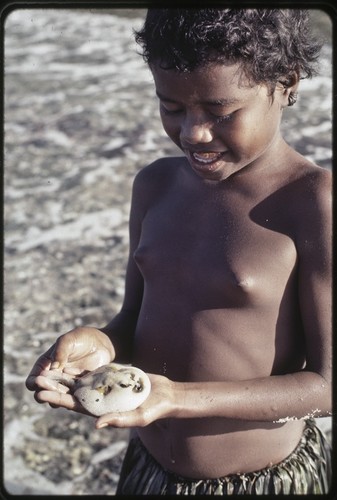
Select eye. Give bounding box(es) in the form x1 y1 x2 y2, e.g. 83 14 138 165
160 103 183 115
118 382 132 389
133 378 144 392
213 113 233 124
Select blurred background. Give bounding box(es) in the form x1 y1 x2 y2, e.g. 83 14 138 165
3 8 332 495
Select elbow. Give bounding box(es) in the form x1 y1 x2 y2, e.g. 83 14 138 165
309 373 332 418
320 383 332 416
295 370 332 419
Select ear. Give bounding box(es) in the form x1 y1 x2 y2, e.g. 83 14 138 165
278 71 300 107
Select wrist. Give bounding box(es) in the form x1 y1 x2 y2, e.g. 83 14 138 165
170 381 195 418
169 381 226 419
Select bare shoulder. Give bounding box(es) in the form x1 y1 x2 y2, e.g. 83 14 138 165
129 156 185 220
285 158 332 246
134 156 183 185
273 147 331 212
132 156 183 198
295 160 331 195
289 159 331 215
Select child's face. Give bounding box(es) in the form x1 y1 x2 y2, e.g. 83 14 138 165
152 62 288 181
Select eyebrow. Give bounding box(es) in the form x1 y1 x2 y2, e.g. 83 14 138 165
156 91 240 106
206 98 240 106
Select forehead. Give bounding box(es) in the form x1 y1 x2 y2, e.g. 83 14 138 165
151 62 257 103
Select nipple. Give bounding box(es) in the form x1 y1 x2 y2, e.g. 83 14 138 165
236 277 254 289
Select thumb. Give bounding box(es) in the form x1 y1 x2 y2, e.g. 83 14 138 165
49 333 76 370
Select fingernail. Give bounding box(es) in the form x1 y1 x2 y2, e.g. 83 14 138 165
96 422 108 429
50 361 60 370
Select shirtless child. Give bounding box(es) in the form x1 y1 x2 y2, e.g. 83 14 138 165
26 9 332 495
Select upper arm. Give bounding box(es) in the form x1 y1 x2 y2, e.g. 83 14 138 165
295 169 332 382
121 170 147 314
121 160 168 314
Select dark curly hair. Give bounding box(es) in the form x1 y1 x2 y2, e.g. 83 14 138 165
134 9 322 106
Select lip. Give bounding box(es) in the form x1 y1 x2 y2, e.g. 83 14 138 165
185 149 228 174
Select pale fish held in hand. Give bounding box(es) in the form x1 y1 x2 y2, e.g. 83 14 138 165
47 363 151 416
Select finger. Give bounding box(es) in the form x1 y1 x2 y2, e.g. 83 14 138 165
50 333 76 370
41 368 78 387
49 403 61 409
26 352 54 391
95 409 148 429
34 374 70 393
34 391 46 405
33 391 63 408
35 390 85 413
62 366 84 376
33 389 71 407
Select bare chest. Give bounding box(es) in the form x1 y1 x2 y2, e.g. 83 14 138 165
134 191 297 304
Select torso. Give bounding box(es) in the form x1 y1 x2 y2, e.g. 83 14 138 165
131 154 311 478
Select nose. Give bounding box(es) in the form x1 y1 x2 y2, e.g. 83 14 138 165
180 113 213 145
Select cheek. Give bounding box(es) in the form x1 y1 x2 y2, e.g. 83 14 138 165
160 115 181 144
230 110 279 149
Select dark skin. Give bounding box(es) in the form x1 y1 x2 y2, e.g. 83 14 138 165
26 62 332 479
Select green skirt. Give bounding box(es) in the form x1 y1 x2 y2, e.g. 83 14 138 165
116 419 331 495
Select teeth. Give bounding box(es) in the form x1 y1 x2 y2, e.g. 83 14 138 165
192 152 222 163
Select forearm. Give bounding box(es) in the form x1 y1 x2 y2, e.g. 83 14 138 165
173 371 332 422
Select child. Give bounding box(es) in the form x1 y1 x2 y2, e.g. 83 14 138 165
26 8 332 495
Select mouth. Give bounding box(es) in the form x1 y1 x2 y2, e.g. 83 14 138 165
192 151 224 163
185 150 228 173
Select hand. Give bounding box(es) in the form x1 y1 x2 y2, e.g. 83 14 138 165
26 326 115 412
95 373 177 429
